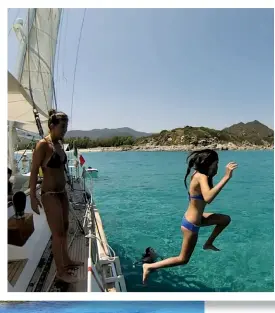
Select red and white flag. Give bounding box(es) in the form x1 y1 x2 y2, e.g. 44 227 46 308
79 154 85 166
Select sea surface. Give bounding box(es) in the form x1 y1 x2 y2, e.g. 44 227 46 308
0 302 204 313
82 150 274 292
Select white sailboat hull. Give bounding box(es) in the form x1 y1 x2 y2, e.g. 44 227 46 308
8 190 51 292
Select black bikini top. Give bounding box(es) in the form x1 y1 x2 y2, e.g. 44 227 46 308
45 138 67 168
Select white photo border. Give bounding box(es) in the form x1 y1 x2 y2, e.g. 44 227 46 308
2 0 275 302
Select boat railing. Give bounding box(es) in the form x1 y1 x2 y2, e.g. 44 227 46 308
66 162 126 292
81 172 126 292
66 168 105 291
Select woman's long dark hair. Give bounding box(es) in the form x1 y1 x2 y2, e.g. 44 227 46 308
184 149 218 190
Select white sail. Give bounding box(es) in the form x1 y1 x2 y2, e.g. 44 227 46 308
8 8 62 182
8 71 48 134
8 8 62 136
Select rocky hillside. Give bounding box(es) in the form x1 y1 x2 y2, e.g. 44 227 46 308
223 120 273 144
135 121 273 149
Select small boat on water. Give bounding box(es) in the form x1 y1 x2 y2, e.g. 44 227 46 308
86 167 99 178
7 8 126 292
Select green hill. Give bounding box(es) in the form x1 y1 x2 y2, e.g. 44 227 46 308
135 121 273 147
60 120 273 150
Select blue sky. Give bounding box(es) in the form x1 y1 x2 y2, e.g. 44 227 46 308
8 8 274 132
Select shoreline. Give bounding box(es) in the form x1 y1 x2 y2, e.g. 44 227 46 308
78 144 273 153
16 144 274 154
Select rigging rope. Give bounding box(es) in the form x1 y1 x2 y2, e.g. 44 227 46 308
55 9 65 106
70 8 86 130
27 9 44 139
17 136 35 164
26 9 62 137
83 176 116 262
62 10 68 83
50 9 58 111
34 13 48 112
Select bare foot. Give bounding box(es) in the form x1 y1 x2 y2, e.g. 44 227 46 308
56 272 78 284
203 244 220 251
142 264 151 284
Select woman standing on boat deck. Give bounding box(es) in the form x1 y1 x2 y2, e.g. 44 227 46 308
29 110 83 284
142 149 237 284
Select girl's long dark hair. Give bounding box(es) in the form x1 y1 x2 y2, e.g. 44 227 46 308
184 149 218 190
142 247 152 258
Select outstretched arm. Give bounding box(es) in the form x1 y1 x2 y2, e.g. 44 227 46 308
198 162 237 204
198 174 229 204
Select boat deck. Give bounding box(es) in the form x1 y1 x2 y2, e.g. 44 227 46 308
8 259 28 287
8 179 124 292
42 184 91 292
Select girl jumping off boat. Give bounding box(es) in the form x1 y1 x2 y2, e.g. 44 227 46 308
142 149 237 284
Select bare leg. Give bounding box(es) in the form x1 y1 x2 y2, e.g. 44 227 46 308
60 193 84 269
142 227 198 284
201 213 231 251
42 194 78 283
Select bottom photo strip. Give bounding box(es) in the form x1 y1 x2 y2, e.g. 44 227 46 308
0 301 274 312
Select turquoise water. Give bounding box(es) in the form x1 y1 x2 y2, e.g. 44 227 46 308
0 302 204 312
83 150 274 292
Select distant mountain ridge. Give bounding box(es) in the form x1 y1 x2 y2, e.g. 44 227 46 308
65 127 152 139
65 121 273 148
222 120 273 138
